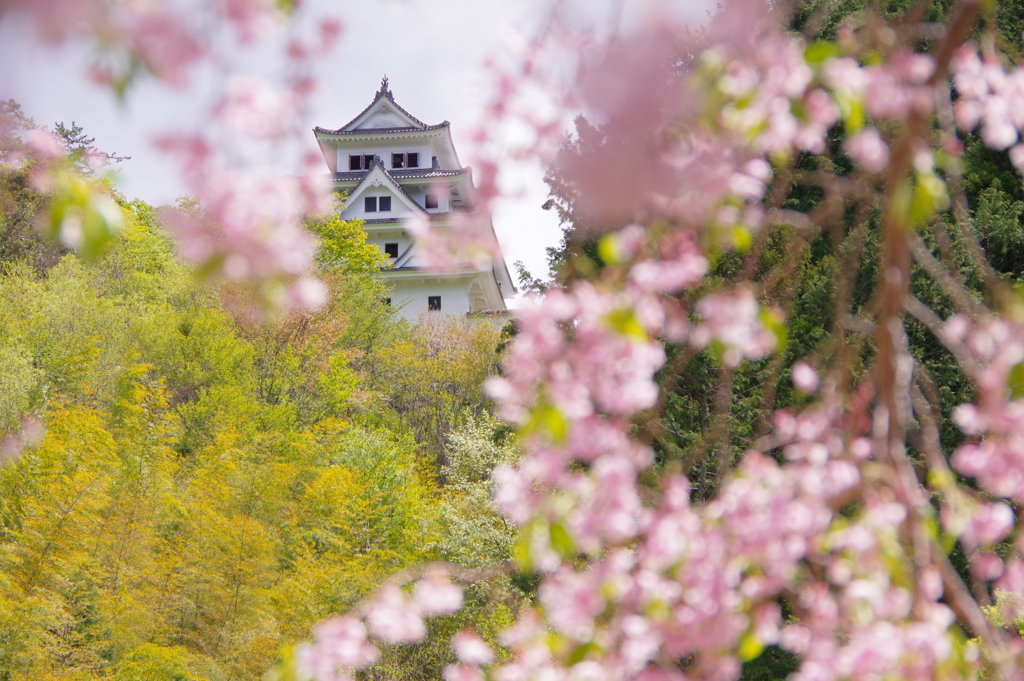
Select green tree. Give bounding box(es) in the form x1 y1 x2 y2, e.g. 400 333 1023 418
370 315 504 470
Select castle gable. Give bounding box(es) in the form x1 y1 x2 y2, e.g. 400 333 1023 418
317 77 431 134
345 162 426 219
313 79 515 320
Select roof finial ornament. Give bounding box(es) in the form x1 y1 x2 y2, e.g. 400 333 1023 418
380 75 390 95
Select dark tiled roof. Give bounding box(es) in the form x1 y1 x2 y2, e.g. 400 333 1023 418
360 213 451 224
393 167 465 178
332 167 467 182
314 122 450 135
333 171 367 181
314 81 443 134
386 265 495 274
345 161 424 212
467 309 511 316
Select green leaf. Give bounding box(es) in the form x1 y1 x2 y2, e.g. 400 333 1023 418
44 175 124 260
604 307 647 341
804 41 839 64
1010 361 1024 399
513 533 533 571
909 173 949 227
732 225 753 252
739 630 765 662
566 642 601 665
598 233 623 265
760 307 788 354
549 521 575 558
524 401 568 443
837 96 864 134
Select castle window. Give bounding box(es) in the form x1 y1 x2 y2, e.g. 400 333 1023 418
432 156 439 169
364 196 377 212
425 194 438 209
407 152 419 168
352 154 374 170
379 196 392 211
392 153 405 168
428 296 441 311
384 243 398 258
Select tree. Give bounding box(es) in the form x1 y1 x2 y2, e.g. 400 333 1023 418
369 316 504 471
15 2 1024 681
0 185 460 679
297 3 1024 681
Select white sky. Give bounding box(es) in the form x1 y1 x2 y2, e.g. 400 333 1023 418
0 0 712 290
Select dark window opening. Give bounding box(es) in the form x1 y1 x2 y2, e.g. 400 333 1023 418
349 155 361 170
407 152 419 168
425 193 438 209
392 153 405 168
364 197 377 212
428 296 441 311
431 156 439 169
364 154 374 169
384 243 399 258
379 196 392 211
384 298 392 307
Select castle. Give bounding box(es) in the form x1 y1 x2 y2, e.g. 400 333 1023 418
313 78 515 320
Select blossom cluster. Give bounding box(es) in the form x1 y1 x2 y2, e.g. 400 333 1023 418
11 0 1024 679
3 0 342 312
402 6 1023 681
295 569 468 681
952 46 1024 167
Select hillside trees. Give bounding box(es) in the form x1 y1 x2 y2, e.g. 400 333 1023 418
24 1 1024 681
369 316 505 470
0 174 516 679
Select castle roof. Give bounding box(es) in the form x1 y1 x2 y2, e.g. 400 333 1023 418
345 156 426 215
332 167 468 182
313 77 445 135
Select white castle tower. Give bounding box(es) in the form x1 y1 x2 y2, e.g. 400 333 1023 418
313 77 515 320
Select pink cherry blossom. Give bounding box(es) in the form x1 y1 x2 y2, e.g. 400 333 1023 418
791 361 820 394
119 7 204 87
691 288 778 366
444 664 485 681
413 570 464 615
844 128 890 174
365 586 426 644
216 75 295 139
453 631 495 666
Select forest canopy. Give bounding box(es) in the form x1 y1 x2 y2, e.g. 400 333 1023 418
0 108 519 680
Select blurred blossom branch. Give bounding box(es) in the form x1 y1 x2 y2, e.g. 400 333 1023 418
12 0 1024 680
307 1 1024 681
0 0 344 312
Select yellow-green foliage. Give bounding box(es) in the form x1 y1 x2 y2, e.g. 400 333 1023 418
305 211 389 274
369 315 505 466
0 200 510 681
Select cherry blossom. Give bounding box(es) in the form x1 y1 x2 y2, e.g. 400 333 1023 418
844 128 890 174
452 630 495 666
297 616 379 677
413 569 465 615
791 361 820 394
11 0 1024 680
365 585 427 644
